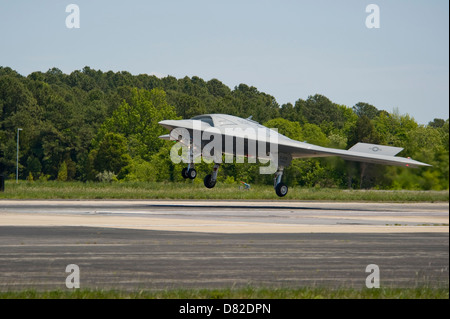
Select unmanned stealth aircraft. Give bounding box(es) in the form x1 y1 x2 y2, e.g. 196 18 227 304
158 114 430 197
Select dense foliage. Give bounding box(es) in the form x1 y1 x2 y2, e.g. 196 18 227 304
0 66 448 190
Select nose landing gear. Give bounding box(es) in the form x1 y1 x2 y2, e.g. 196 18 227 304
181 166 197 180
181 143 197 180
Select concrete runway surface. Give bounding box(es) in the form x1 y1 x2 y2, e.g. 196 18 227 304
0 200 448 290
0 200 448 233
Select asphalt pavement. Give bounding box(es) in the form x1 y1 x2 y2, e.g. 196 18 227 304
0 226 448 291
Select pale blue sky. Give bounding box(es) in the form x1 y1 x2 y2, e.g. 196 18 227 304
1 0 448 124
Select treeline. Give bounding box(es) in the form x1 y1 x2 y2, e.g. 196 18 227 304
0 66 448 190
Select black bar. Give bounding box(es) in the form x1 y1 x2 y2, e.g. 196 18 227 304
0 174 4 192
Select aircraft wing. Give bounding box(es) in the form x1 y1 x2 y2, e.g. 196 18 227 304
275 138 430 168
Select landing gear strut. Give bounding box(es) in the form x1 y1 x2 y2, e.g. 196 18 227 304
204 163 220 188
181 144 197 180
274 167 288 197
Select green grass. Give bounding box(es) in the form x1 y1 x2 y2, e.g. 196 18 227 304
0 180 448 201
0 287 448 299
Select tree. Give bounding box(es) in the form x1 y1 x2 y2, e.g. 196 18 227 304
0 75 42 179
347 115 383 189
94 133 131 174
302 123 329 146
206 78 231 98
263 118 303 141
279 103 298 122
100 88 179 159
231 84 279 123
26 156 42 179
428 118 445 129
57 161 68 181
175 94 206 119
1 66 446 189
353 102 379 119
348 115 382 147
298 94 346 131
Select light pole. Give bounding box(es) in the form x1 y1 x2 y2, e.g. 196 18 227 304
16 128 22 183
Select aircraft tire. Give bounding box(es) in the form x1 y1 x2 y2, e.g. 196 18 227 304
181 168 189 179
204 174 216 188
187 168 197 180
275 183 288 197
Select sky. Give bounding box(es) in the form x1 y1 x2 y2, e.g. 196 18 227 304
0 0 448 124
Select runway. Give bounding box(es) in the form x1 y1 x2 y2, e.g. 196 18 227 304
0 200 448 291
0 200 448 233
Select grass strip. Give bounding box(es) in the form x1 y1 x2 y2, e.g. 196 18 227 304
0 287 448 299
1 181 448 201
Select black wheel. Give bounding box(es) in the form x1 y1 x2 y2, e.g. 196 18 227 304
181 167 188 179
204 174 216 189
187 168 197 180
275 183 288 197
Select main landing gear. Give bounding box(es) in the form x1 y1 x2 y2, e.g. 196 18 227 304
204 163 220 188
274 167 288 197
181 162 221 189
180 155 288 197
